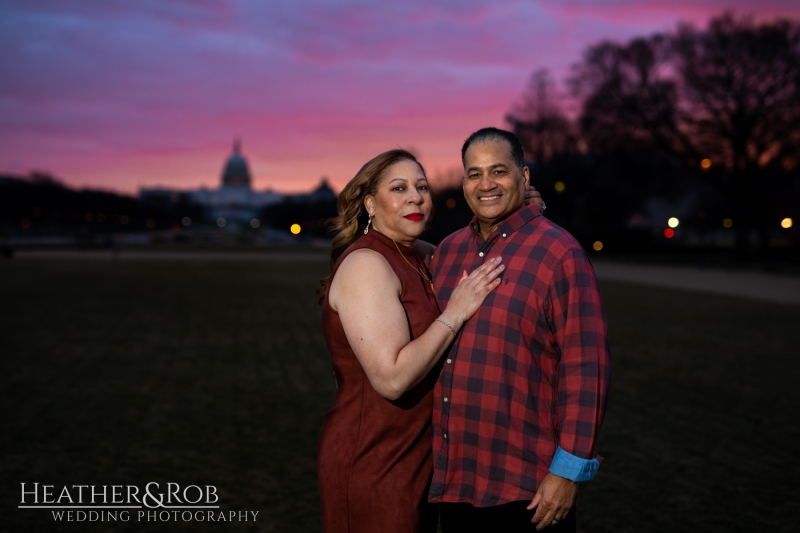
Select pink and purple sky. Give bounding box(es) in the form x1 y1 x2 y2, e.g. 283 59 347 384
2 1 799 194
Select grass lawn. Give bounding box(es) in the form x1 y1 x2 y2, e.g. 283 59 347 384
1 255 798 532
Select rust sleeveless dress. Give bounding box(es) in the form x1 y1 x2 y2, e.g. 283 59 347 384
318 229 442 533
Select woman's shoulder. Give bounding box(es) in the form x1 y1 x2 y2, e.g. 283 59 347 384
340 247 389 270
337 248 399 286
329 248 401 310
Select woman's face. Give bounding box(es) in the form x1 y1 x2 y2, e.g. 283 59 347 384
364 159 432 246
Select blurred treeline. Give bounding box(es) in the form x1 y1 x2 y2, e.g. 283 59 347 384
0 172 337 239
503 13 799 258
0 173 203 236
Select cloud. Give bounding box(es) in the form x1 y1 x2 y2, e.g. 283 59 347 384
1 0 798 192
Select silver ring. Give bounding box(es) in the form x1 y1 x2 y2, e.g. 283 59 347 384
553 517 562 523
541 201 547 212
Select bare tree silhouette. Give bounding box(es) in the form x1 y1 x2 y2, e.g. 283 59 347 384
569 13 800 255
507 69 578 163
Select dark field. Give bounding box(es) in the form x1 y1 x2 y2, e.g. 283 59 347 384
1 255 798 532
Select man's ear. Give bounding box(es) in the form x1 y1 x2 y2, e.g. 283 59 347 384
522 165 530 186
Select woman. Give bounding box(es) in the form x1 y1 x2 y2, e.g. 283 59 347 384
317 149 541 533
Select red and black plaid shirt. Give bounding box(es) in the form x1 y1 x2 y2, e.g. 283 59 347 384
428 204 611 507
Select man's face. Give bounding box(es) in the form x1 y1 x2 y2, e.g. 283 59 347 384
462 139 529 235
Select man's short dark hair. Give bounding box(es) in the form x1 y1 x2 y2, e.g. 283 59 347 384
461 127 525 169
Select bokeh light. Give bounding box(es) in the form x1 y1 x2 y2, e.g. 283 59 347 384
146 219 156 229
723 218 733 228
21 219 30 229
216 218 226 228
250 218 261 229
781 217 793 229
593 241 603 251
446 199 456 209
554 181 566 193
664 228 675 238
668 217 679 228
290 224 301 235
182 216 192 227
119 215 129 225
700 158 712 169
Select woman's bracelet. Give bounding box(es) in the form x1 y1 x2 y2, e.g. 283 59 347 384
435 317 457 336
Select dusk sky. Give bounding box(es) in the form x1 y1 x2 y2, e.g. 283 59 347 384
2 1 799 195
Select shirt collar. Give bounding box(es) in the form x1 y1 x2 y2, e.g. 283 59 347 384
469 203 544 240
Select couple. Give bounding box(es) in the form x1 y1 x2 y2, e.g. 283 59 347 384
317 127 611 533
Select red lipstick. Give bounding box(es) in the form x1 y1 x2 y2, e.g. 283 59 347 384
404 213 424 222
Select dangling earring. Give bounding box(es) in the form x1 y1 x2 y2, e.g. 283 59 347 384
364 212 373 234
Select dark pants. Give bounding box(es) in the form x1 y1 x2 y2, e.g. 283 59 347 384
440 501 577 533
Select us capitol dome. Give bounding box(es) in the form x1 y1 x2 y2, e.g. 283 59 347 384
183 139 284 227
139 138 336 230
220 139 252 188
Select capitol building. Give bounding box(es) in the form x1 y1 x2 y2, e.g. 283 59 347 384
140 140 336 229
186 139 283 226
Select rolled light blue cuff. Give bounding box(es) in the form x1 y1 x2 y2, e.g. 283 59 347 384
549 446 600 482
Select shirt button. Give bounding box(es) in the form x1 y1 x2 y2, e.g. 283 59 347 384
443 397 448 403
478 252 484 257
502 233 507 238
446 358 452 364
443 432 447 439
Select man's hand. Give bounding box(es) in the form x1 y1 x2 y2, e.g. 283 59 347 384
527 473 576 530
524 184 544 208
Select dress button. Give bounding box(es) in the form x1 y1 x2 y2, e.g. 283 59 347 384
446 358 452 364
478 252 484 257
443 432 447 439
502 233 507 238
443 397 448 403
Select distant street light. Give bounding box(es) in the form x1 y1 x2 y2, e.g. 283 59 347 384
290 224 301 235
668 217 679 228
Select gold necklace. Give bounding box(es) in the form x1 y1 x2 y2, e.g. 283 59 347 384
392 239 435 292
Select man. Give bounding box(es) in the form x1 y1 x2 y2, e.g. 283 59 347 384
429 127 611 532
